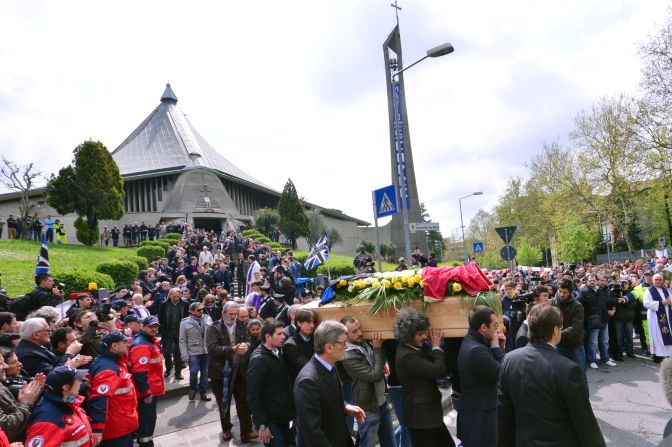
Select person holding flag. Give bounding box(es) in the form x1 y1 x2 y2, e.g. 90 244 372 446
304 233 329 272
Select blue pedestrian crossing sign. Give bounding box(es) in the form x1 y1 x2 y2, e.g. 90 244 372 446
373 185 398 218
473 242 484 253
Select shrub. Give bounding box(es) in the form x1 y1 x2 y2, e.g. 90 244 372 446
165 232 182 241
96 261 139 289
317 261 356 279
74 217 99 246
138 240 169 251
156 238 176 247
245 231 264 239
125 255 149 271
52 269 114 296
268 242 283 251
137 245 166 262
254 236 272 244
242 229 259 236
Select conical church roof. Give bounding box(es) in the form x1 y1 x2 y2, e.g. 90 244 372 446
111 84 270 189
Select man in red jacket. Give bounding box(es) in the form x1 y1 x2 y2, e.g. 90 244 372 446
129 317 164 447
89 331 139 447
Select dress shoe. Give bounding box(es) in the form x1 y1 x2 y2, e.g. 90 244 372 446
164 370 171 378
200 393 212 402
241 432 259 442
221 431 233 441
188 390 196 401
175 374 184 380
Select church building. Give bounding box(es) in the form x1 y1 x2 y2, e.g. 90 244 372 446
0 84 369 254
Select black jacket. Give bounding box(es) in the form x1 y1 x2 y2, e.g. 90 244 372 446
283 333 314 383
457 329 505 447
158 299 190 338
578 286 615 326
246 344 295 428
15 340 69 377
551 297 585 349
293 356 354 447
498 342 605 447
514 322 529 349
205 319 249 380
395 343 446 429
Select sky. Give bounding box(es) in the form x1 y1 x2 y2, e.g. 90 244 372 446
0 0 669 241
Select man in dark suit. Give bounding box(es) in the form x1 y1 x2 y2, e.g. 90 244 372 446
457 306 506 447
394 308 455 447
293 320 365 447
498 304 605 446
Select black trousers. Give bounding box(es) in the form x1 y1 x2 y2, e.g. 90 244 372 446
161 335 182 375
409 424 455 447
211 376 253 435
137 398 157 447
100 433 133 447
237 279 245 298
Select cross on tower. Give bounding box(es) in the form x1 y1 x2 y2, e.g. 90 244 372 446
390 0 401 28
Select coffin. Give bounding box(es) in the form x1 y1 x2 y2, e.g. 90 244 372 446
303 298 502 339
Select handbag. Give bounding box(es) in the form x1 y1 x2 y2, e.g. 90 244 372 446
588 314 603 330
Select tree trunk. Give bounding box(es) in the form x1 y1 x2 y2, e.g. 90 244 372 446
664 192 672 243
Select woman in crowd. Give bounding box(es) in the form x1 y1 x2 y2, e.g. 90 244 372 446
202 294 222 322
247 319 262 352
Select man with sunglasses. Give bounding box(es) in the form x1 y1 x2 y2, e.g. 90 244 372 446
179 302 212 402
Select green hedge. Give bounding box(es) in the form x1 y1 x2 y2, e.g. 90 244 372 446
254 236 271 244
165 232 182 241
268 242 283 251
52 269 114 296
241 229 258 236
138 240 170 251
293 254 355 279
125 255 149 271
156 238 176 247
137 245 166 262
96 260 139 289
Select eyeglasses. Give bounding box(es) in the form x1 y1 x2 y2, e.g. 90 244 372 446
36 329 52 334
194 309 204 313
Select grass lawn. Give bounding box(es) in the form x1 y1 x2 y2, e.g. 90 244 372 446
0 240 136 297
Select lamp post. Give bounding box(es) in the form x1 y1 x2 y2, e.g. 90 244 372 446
391 42 454 262
459 191 483 263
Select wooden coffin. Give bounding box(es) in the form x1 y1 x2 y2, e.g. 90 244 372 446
303 298 502 339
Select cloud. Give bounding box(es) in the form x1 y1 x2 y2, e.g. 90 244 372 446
0 0 668 248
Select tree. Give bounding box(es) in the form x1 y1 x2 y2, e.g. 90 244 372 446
46 140 124 246
556 213 598 263
254 207 280 237
276 178 309 249
326 227 342 250
358 240 375 253
515 239 543 266
380 241 397 262
420 203 444 259
0 158 45 240
306 210 327 246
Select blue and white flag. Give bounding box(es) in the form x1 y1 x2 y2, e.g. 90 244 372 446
35 236 50 276
304 233 329 271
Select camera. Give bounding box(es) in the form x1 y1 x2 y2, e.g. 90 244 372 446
610 284 622 298
56 283 65 291
96 303 113 322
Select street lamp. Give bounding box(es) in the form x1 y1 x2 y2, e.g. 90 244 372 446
459 191 483 263
390 42 454 262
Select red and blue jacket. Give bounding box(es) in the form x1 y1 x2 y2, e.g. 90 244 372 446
25 394 92 447
129 332 164 398
88 350 139 440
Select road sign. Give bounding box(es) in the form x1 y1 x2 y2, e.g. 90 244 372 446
500 245 517 261
660 237 666 247
473 242 484 253
495 226 517 244
409 222 440 233
373 185 398 218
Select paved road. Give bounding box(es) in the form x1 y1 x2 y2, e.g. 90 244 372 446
153 351 670 446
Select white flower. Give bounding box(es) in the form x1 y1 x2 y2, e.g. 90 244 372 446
347 286 354 293
374 272 384 279
382 272 395 279
365 277 376 285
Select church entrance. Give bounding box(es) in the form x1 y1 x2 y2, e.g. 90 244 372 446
193 218 222 234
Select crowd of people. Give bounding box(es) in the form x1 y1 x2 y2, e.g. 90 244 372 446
0 222 670 446
0 215 68 244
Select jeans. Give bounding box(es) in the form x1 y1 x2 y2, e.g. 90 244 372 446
357 402 396 447
587 325 610 364
266 422 291 447
615 321 634 356
188 354 209 393
557 345 588 391
388 386 411 447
